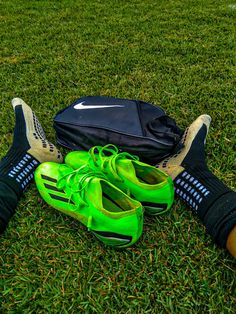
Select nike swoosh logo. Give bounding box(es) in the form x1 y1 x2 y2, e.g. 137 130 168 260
74 101 124 110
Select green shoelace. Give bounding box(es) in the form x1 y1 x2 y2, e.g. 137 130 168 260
88 144 139 183
56 164 107 207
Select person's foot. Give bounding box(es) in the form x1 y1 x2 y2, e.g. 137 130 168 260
0 98 63 195
157 114 236 249
11 98 63 163
156 114 212 179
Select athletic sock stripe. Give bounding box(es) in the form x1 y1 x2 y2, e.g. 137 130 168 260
142 202 167 209
41 175 57 183
49 193 75 205
44 183 65 194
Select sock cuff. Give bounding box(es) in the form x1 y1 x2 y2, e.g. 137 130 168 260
0 218 6 233
174 166 235 248
0 177 24 198
0 181 21 233
203 192 236 247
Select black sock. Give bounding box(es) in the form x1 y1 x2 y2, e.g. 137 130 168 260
0 104 39 197
0 98 63 233
174 165 236 247
0 182 19 233
157 115 236 247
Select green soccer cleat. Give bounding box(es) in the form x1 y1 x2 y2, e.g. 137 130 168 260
34 162 143 248
65 145 174 215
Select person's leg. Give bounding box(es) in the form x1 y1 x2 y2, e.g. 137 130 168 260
0 98 63 233
157 115 236 258
0 183 18 233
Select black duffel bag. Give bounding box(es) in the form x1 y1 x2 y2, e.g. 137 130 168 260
53 96 183 164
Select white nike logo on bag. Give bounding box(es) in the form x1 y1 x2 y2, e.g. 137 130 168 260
74 101 124 110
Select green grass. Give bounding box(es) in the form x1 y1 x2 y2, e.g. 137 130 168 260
0 0 236 312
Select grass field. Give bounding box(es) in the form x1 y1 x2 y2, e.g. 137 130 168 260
0 0 236 312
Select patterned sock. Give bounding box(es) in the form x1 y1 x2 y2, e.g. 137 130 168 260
0 98 63 197
0 98 63 232
157 115 236 247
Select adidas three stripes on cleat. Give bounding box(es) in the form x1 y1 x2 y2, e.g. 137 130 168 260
65 145 174 215
35 162 143 248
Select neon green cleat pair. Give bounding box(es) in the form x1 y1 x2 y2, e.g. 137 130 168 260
35 145 174 248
